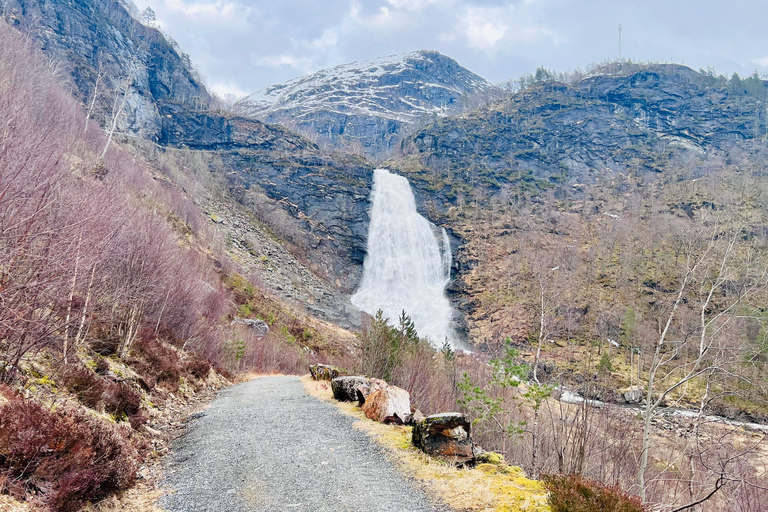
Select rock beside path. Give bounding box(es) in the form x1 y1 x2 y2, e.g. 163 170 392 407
309 364 340 381
331 376 369 402
356 378 388 404
412 413 475 464
361 385 411 424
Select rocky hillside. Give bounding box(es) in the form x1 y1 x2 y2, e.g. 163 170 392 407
1 0 211 139
394 63 768 204
2 0 377 298
234 50 497 156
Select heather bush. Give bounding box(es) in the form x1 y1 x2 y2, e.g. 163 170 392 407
0 398 139 512
542 474 646 512
60 365 146 428
128 337 184 391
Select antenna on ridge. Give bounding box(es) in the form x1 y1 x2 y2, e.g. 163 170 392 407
618 23 623 61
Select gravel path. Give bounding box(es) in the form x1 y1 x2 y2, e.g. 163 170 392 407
159 375 445 512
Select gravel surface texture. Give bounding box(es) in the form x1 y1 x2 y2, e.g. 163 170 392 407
159 375 445 512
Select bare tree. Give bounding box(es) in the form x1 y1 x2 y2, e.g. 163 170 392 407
637 222 768 503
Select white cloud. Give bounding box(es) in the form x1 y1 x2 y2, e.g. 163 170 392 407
347 1 419 33
386 0 446 11
209 81 249 98
456 4 555 51
752 56 768 67
252 53 314 73
464 7 508 49
154 0 253 29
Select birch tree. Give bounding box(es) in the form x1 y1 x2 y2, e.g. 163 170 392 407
637 223 768 504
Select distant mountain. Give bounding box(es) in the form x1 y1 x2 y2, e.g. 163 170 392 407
393 63 768 204
234 50 498 156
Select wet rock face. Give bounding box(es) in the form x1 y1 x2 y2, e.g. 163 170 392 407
412 413 474 463
331 376 370 402
360 385 411 424
160 110 373 292
309 364 340 381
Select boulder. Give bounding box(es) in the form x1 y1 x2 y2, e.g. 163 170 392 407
355 378 388 404
331 376 369 402
361 385 411 424
412 413 475 464
621 386 643 404
309 364 340 381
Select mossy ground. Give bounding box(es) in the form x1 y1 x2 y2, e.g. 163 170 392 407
302 376 550 512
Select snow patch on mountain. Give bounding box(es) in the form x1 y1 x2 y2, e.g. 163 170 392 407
233 50 496 154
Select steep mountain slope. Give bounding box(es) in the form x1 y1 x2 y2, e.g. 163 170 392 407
1 0 211 138
235 50 497 156
1 0 375 299
394 63 767 204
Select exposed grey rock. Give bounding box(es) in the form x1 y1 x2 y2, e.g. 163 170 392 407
331 376 370 402
410 409 425 425
622 386 643 404
231 318 269 339
3 0 211 140
309 364 340 381
159 111 373 292
402 63 768 197
412 413 475 464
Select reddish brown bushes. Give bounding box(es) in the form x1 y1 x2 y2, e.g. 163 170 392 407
60 365 146 428
542 473 646 512
129 337 185 391
0 398 139 512
0 24 229 382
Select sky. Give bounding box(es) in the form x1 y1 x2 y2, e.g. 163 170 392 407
131 0 768 98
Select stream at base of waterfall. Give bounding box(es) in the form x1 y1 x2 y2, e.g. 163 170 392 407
351 168 461 349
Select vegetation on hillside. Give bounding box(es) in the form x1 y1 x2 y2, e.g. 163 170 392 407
0 24 340 511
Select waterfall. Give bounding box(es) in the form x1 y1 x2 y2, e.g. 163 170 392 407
351 168 455 347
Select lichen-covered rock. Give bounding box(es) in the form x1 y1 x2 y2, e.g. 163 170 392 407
309 364 340 381
475 451 505 465
361 385 410 424
355 378 388 404
331 376 369 401
412 412 474 464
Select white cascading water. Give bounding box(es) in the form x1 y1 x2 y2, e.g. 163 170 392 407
351 168 455 347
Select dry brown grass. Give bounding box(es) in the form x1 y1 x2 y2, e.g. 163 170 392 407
0 494 38 512
301 375 551 512
82 484 166 512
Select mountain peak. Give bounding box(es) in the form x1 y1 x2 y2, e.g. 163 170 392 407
234 50 496 156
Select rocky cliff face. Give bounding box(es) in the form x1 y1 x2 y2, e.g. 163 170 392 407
235 50 498 157
2 0 211 139
1 0 374 295
160 110 374 292
396 63 767 201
